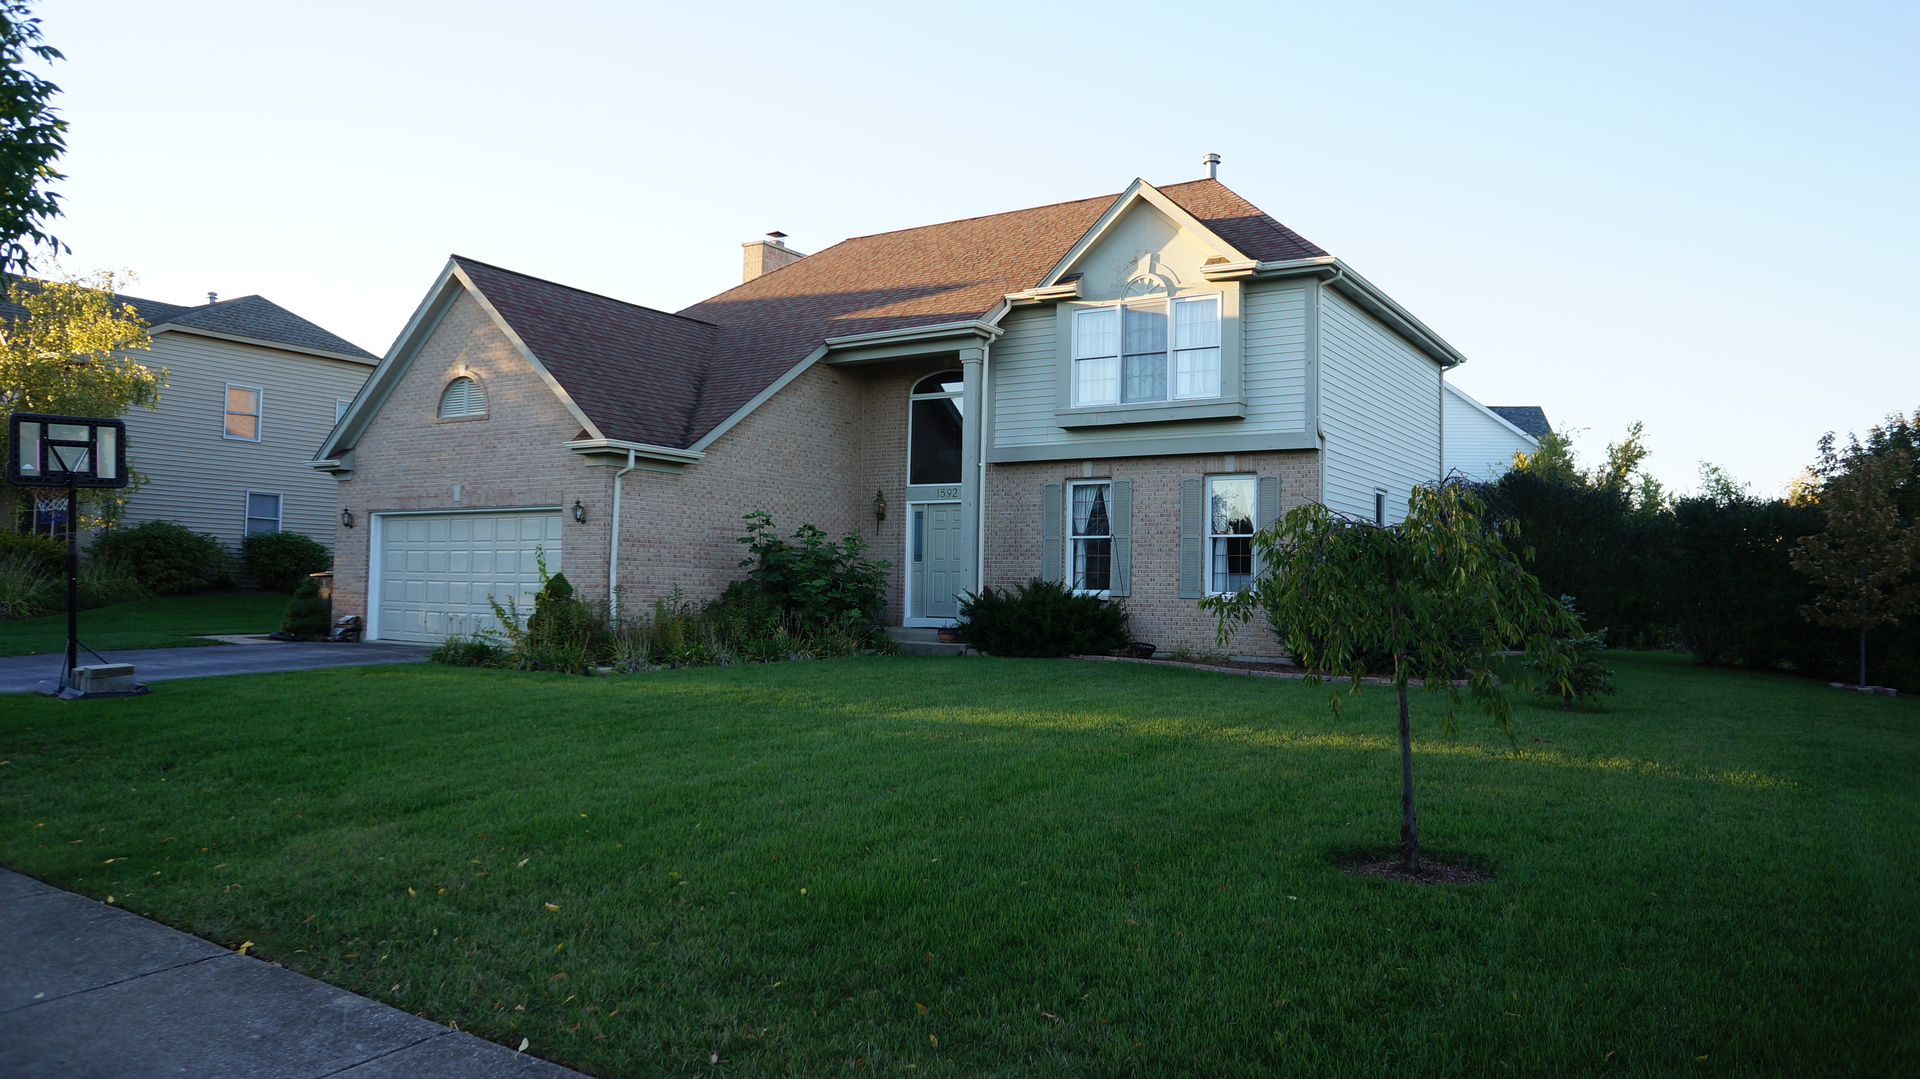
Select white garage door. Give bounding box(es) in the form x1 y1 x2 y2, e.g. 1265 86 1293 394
375 510 563 644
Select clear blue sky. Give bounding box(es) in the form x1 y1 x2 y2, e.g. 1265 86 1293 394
38 0 1918 495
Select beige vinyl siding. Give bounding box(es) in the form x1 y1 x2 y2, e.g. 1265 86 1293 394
1443 382 1537 483
1318 290 1443 523
989 281 1310 452
117 332 373 549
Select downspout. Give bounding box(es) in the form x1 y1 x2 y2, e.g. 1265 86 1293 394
608 447 635 618
976 337 992 594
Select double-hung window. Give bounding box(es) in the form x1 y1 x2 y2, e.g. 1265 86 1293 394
1207 475 1256 594
1068 481 1112 594
224 385 262 440
1072 295 1221 407
245 492 282 535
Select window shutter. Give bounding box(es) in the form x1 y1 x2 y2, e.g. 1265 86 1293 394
1109 479 1132 597
1041 482 1064 582
1178 476 1204 598
1254 474 1281 578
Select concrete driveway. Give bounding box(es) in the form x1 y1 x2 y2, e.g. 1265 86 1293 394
0 640 432 694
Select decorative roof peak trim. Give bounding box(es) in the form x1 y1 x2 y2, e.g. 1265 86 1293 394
1034 179 1252 291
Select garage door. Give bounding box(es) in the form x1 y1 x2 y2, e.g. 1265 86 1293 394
375 510 563 644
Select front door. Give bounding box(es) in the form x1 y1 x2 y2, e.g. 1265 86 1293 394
907 501 965 624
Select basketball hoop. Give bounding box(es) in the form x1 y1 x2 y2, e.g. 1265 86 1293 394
6 413 144 697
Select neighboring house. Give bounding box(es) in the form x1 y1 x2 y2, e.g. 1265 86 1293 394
1442 382 1550 483
316 176 1540 653
99 292 376 547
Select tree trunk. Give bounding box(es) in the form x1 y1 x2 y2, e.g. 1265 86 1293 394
1397 680 1420 873
1859 625 1868 690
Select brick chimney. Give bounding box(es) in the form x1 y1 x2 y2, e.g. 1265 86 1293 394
742 231 805 283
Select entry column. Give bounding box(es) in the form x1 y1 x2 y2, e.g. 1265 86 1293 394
958 345 984 599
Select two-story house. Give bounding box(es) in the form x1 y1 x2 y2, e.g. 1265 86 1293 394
314 175 1539 652
107 292 376 547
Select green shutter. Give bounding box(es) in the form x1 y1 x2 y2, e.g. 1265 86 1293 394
1254 474 1281 579
1041 482 1064 582
1109 479 1132 597
1179 476 1204 598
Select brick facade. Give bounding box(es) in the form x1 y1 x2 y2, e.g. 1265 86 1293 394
984 451 1320 656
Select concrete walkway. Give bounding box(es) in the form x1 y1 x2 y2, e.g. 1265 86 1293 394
0 868 586 1078
0 641 431 694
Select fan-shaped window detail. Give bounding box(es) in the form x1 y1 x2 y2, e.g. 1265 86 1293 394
439 376 486 418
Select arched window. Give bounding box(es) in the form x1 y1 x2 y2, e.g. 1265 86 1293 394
908 372 963 485
439 376 486 418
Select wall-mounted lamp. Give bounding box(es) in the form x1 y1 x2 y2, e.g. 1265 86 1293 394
571 500 586 523
872 490 887 523
340 508 355 528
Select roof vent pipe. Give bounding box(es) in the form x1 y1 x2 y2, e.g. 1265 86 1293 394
206 292 218 305
1203 153 1221 179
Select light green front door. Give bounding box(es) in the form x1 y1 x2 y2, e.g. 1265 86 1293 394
909 501 965 622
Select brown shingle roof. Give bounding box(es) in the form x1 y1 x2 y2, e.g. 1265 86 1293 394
453 257 718 447
457 179 1326 448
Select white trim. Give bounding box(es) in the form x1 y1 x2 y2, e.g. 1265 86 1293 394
1067 294 1224 407
1066 479 1114 597
1204 474 1257 596
223 383 264 442
242 489 283 535
902 498 963 626
1036 179 1251 290
365 505 563 642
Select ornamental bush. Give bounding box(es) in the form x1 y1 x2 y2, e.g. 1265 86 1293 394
734 511 890 633
240 530 331 593
88 520 231 595
957 578 1129 658
280 576 331 639
0 530 62 576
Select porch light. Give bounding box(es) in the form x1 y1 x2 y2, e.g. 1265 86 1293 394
571 500 586 523
340 508 354 528
873 490 887 523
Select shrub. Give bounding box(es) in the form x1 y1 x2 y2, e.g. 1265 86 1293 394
89 520 230 595
735 511 890 633
430 633 512 668
957 578 1129 658
0 530 63 576
240 531 331 593
1528 599 1617 710
77 557 153 609
0 550 56 618
280 577 331 639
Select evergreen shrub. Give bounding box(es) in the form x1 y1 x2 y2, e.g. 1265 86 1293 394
89 520 231 595
240 530 331 593
957 578 1129 658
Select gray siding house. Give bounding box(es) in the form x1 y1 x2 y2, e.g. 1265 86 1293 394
315 175 1548 652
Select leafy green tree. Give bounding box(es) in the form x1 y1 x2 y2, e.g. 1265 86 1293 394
1791 444 1920 688
1206 481 1578 874
0 269 161 528
0 1 65 272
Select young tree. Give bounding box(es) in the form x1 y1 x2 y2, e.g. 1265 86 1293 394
1205 481 1579 874
0 1 65 272
1790 443 1920 689
0 269 161 527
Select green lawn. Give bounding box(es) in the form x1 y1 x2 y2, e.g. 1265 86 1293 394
0 592 289 656
1 654 1913 1077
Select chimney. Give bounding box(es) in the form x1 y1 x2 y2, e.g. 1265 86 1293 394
742 231 805 283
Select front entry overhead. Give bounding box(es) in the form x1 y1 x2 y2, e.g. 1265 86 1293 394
374 510 562 643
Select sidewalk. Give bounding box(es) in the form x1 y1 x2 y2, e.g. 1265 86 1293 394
0 640 431 694
0 868 587 1078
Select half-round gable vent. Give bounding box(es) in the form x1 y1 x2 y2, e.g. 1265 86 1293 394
439 376 486 418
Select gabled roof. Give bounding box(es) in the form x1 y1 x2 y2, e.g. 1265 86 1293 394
674 178 1326 442
452 257 718 448
0 277 376 362
343 179 1335 455
1488 405 1552 437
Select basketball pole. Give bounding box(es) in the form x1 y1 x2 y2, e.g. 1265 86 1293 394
63 474 78 690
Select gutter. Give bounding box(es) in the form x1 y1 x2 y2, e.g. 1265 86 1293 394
821 319 1004 350
562 438 705 465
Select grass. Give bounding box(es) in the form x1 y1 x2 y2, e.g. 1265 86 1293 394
0 592 290 656
0 653 1913 1077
